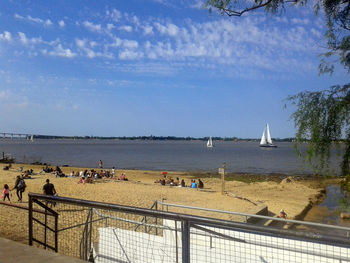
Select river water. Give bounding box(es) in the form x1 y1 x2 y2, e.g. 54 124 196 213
0 139 342 174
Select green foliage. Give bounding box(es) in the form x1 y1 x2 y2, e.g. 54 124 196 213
287 85 350 176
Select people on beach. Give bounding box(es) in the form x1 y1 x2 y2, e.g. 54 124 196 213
112 167 115 178
181 179 185 187
43 179 56 196
43 179 57 207
191 180 197 188
279 209 287 219
12 175 26 202
119 173 128 181
99 160 103 169
198 179 204 189
2 184 10 202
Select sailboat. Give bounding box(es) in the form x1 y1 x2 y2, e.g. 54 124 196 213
207 137 214 148
259 124 277 148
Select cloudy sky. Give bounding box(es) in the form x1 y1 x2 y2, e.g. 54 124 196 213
0 0 347 138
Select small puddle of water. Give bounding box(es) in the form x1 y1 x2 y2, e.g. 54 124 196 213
304 184 350 227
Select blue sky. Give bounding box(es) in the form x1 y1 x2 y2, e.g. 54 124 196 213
0 0 348 138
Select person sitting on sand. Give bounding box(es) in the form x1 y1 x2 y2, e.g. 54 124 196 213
191 180 197 189
119 173 128 181
160 178 165 186
198 179 204 189
174 177 180 186
181 179 185 187
279 209 287 219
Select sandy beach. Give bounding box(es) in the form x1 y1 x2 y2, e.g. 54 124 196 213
0 163 329 220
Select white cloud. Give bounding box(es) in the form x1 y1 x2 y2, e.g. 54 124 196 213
154 22 179 36
143 25 154 35
108 37 138 49
14 13 24 19
58 20 65 28
14 14 53 27
0 31 11 41
75 38 113 59
106 9 122 22
18 32 28 44
119 50 143 60
45 19 53 26
17 32 43 45
291 18 309 25
107 23 115 31
310 28 321 38
118 25 133 32
45 44 76 58
83 21 102 33
189 0 205 9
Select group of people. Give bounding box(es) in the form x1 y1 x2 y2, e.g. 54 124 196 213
1 175 26 202
77 168 127 184
155 174 204 189
2 176 56 204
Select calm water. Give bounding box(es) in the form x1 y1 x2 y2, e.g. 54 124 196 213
0 139 342 174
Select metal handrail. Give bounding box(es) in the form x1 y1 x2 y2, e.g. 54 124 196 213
28 192 350 247
157 201 350 233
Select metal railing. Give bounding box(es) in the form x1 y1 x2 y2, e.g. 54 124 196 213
157 200 350 236
27 193 350 262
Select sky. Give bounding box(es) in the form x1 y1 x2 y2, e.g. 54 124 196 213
0 0 348 138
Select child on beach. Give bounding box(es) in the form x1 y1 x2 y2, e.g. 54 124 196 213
2 184 10 202
279 209 287 219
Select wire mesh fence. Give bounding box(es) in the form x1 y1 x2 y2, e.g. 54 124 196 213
0 201 28 243
26 193 350 263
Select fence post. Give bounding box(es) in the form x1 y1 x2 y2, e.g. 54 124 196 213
54 213 58 252
28 195 33 246
155 201 158 236
182 220 190 263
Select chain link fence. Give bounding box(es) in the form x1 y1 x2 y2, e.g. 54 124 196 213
25 193 350 263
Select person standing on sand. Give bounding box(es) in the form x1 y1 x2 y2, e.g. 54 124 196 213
43 179 57 207
99 160 103 169
112 167 115 178
12 175 26 202
2 184 10 202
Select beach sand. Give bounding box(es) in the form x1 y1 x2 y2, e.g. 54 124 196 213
0 163 325 220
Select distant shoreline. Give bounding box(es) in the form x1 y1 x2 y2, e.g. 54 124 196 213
18 135 297 142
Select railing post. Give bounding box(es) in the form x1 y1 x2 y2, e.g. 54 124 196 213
54 213 58 252
155 201 158 235
182 220 190 263
28 195 33 246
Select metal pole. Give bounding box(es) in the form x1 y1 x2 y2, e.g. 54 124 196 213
44 208 47 249
155 201 158 236
221 162 226 195
89 209 93 260
181 220 190 263
54 213 58 252
29 196 33 246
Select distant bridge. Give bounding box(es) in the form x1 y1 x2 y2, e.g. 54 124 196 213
1 133 34 140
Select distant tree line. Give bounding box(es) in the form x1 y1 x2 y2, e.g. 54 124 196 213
33 135 297 142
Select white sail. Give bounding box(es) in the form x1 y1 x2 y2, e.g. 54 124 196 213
260 128 266 145
207 137 213 147
266 124 273 144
